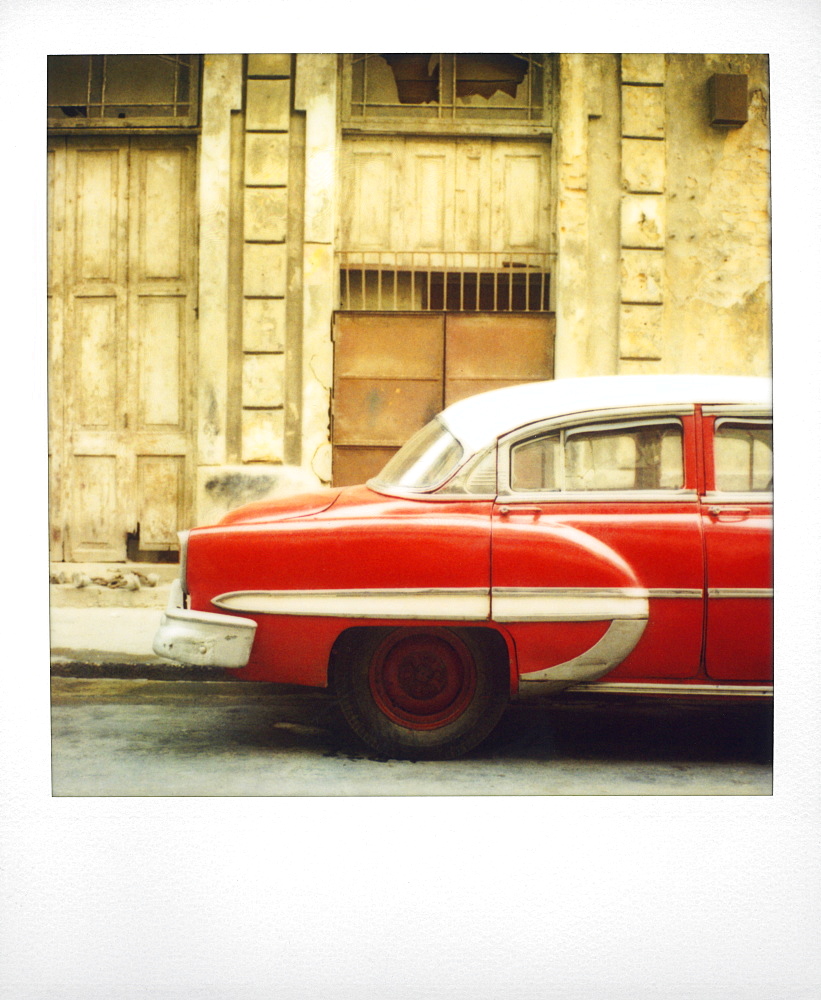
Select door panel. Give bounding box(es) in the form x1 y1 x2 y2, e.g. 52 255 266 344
136 295 185 429
334 378 443 446
74 148 122 281
701 509 773 681
341 137 551 255
49 135 196 561
444 313 554 406
332 312 555 486
701 413 773 682
334 312 443 378
492 503 705 680
136 455 185 551
332 313 446 484
71 454 122 561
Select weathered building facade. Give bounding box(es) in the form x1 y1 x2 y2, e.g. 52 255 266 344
47 53 771 563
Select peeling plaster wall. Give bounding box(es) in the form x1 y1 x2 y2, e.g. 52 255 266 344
664 54 771 375
555 53 770 379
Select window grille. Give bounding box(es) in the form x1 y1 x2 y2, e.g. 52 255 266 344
344 54 554 134
338 251 553 312
48 55 199 128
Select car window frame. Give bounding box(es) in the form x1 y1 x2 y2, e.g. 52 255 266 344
701 406 773 502
497 404 699 503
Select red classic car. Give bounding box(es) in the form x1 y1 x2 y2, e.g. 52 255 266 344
154 374 773 759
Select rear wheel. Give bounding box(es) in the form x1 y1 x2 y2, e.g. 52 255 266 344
335 627 509 759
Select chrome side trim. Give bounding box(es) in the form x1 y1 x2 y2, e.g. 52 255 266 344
708 588 774 599
213 588 490 620
517 618 649 692
566 681 773 697
647 588 703 599
213 585 660 623
492 587 649 622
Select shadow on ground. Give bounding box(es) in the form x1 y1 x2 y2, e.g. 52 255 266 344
52 678 773 766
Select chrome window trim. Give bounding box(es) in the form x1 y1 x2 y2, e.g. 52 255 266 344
497 489 699 504
497 410 690 499
702 405 772 418
367 482 497 503
710 415 773 495
702 491 773 503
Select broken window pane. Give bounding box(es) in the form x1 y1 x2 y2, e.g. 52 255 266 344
348 54 550 125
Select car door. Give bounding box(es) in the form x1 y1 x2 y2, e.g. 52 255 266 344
700 407 773 682
491 407 706 688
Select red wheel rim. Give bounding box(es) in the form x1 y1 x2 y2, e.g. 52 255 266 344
369 630 477 730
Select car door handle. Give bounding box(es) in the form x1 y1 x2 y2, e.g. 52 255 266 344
498 505 542 518
708 506 751 520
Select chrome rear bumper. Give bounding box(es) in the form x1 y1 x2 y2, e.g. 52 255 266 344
152 580 257 669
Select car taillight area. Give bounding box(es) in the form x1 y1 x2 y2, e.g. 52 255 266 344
177 529 190 602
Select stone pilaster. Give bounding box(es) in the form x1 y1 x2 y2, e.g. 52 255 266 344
241 54 291 462
197 54 243 470
295 54 338 484
618 54 667 372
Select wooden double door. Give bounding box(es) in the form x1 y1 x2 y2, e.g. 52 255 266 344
48 135 197 561
332 312 555 486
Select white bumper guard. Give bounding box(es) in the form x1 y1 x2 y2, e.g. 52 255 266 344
152 579 257 669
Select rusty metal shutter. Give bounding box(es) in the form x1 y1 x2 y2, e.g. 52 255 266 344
332 312 554 486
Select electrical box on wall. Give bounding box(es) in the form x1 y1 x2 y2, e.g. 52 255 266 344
708 73 749 128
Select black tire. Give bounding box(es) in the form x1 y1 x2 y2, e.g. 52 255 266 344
334 626 509 760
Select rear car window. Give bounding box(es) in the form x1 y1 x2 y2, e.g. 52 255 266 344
713 419 772 492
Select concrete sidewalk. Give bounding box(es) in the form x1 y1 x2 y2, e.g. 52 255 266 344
49 563 228 679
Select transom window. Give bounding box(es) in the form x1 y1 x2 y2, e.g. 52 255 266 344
48 55 199 127
510 419 685 493
345 54 554 133
713 419 772 492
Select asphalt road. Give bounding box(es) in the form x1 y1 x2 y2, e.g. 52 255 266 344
50 677 773 796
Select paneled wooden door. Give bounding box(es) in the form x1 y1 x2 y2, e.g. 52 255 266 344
48 135 197 561
332 312 555 486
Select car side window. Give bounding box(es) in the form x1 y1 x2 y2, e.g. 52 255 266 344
510 419 684 492
714 419 772 492
443 445 497 495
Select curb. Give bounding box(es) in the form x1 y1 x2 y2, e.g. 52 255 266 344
50 657 231 682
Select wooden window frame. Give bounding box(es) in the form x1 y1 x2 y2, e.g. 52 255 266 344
47 55 200 130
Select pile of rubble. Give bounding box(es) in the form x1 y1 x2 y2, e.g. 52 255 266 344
50 569 161 591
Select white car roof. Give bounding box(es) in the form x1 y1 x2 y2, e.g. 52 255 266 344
440 374 771 453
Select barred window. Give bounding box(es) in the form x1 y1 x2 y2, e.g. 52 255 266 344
345 54 554 133
48 55 199 127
